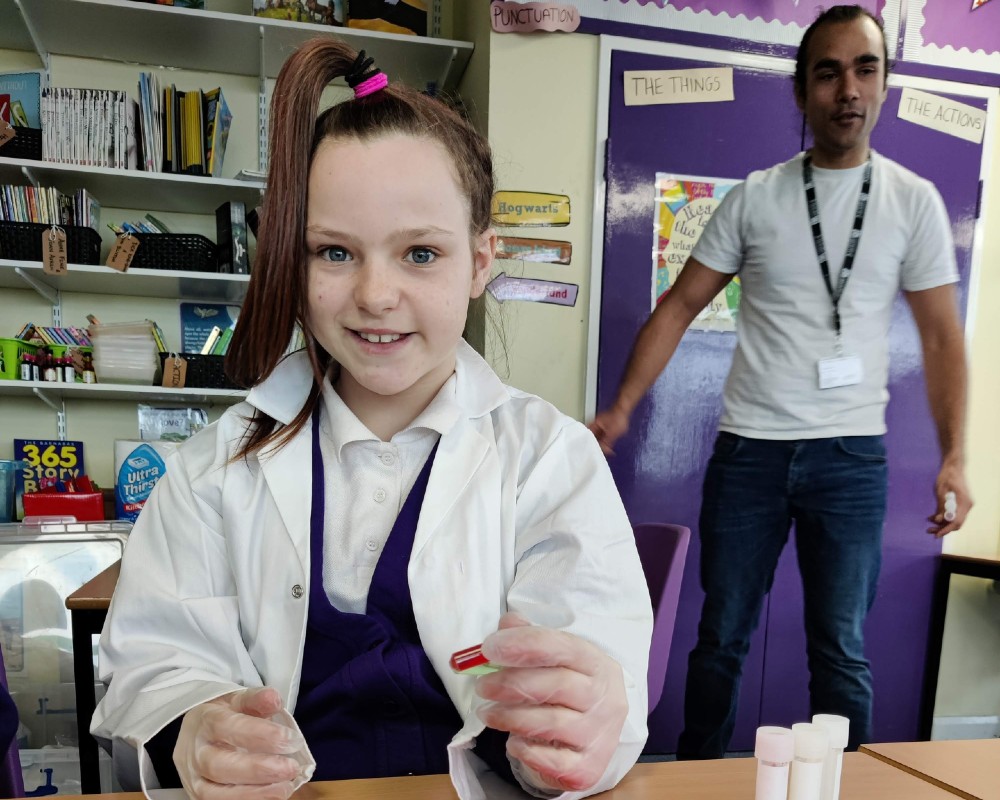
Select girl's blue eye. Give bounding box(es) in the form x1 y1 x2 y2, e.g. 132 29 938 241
321 246 351 262
408 248 436 265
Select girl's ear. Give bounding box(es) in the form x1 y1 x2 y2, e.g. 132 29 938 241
470 228 497 299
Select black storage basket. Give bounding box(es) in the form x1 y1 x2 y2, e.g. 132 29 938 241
0 126 43 160
131 233 218 272
158 352 241 390
0 221 102 264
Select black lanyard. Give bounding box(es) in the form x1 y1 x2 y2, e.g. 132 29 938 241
802 153 872 343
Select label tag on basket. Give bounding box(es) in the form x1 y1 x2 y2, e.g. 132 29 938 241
0 123 15 149
162 354 188 389
107 233 139 272
43 227 68 275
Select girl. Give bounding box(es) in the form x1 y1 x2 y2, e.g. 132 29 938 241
92 39 652 800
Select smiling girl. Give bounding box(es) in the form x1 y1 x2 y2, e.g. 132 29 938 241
92 38 652 800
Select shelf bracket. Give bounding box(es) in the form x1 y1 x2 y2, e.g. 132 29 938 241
14 267 62 326
13 0 52 80
437 47 460 94
21 165 41 189
32 388 67 440
258 25 268 173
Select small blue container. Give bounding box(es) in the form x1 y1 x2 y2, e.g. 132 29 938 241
0 460 25 523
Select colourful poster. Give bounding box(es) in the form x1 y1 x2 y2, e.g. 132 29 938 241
903 0 1000 74
653 174 741 331
542 0 898 51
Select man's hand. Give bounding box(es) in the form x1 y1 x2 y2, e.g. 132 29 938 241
476 613 629 793
927 460 972 537
174 687 308 800
587 406 630 456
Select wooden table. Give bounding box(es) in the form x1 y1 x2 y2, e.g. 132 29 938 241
862 739 1000 800
29 752 962 800
65 559 120 795
921 554 1000 738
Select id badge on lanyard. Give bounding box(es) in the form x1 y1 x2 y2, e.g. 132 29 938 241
803 154 871 390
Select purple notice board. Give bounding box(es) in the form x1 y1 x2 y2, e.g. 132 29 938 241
566 0 898 51
596 44 984 752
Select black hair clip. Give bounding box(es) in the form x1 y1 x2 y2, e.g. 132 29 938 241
346 50 381 89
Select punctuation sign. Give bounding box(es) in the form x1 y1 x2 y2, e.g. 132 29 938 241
624 68 735 106
897 88 986 145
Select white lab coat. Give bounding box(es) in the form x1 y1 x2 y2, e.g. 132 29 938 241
92 341 653 799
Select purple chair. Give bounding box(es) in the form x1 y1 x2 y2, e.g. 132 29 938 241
633 522 691 715
0 644 24 800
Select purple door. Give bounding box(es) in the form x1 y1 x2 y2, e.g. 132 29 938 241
598 46 985 752
599 48 804 752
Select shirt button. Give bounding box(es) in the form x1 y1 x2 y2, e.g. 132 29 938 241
373 488 386 503
291 584 304 599
380 452 395 466
365 540 379 552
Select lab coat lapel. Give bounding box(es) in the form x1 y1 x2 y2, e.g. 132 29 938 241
258 418 313 576
412 420 490 561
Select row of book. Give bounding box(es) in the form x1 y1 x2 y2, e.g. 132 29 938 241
41 88 138 169
163 85 232 177
0 184 101 230
15 323 93 347
253 0 432 36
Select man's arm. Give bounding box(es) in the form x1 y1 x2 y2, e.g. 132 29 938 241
588 258 733 453
905 283 971 537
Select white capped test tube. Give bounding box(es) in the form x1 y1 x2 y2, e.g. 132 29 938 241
755 726 795 800
788 722 829 800
812 714 850 800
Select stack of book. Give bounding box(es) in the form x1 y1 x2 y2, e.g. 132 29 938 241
16 323 93 347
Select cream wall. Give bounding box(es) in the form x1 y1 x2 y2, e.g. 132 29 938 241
483 30 1000 720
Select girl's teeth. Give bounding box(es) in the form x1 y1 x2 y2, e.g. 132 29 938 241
360 332 401 343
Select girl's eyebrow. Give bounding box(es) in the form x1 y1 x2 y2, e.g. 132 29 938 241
305 225 458 238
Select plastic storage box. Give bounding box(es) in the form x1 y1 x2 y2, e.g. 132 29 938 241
0 338 36 380
90 321 160 385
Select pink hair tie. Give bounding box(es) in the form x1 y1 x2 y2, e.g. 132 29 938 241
354 72 388 99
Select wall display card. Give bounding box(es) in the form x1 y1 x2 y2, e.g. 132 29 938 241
897 88 986 144
492 191 571 227
903 0 1000 74
624 68 734 106
549 0 898 52
491 1 581 32
486 273 579 306
496 236 572 264
653 173 741 331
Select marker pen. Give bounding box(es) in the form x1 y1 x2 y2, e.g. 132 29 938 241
755 726 794 800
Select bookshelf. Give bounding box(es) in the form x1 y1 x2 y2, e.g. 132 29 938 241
0 0 476 481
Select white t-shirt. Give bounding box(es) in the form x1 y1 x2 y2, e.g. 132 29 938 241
691 151 958 439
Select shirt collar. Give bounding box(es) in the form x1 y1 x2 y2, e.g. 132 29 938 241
247 339 510 434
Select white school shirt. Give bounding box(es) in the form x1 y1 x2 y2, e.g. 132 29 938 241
691 151 958 439
318 375 458 612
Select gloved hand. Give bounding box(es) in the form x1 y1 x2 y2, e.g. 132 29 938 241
475 613 629 794
173 686 314 800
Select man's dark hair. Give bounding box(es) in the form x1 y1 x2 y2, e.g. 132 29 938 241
794 5 890 99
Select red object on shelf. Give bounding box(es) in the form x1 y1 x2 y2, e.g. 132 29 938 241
22 491 105 521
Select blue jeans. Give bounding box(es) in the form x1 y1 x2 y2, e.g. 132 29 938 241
677 433 887 759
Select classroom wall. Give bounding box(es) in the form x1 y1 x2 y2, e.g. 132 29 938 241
483 30 1000 722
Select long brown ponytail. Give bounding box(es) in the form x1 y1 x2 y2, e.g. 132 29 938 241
226 37 495 460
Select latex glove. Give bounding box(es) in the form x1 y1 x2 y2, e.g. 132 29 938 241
475 613 629 794
587 405 630 456
173 687 314 800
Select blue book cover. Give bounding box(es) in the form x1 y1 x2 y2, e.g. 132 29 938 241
13 439 86 520
180 302 239 354
0 70 42 128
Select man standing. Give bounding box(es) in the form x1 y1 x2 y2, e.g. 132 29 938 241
589 5 971 757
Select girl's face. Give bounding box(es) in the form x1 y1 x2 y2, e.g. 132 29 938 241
305 134 494 414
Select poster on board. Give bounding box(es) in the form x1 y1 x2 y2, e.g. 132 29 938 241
653 173 741 331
